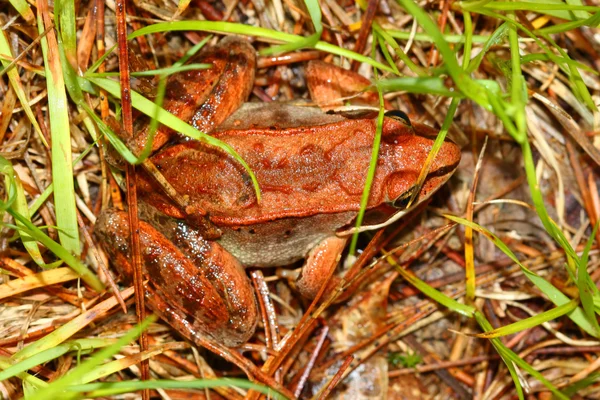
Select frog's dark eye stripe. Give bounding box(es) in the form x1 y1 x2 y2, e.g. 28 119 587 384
390 185 418 209
384 110 412 127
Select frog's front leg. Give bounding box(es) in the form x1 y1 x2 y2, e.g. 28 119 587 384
94 209 258 347
295 236 348 299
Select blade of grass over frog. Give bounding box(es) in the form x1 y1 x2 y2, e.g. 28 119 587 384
84 36 210 78
79 103 139 164
444 214 600 338
140 39 213 165
66 379 287 399
348 43 384 256
0 339 116 381
84 42 118 76
129 36 213 157
87 63 212 78
26 316 156 400
0 31 47 147
0 267 79 300
407 98 459 209
13 286 135 362
175 35 212 66
7 0 35 23
2 209 104 291
142 72 169 164
0 357 48 390
37 7 80 255
88 77 262 201
373 23 424 76
396 0 491 110
385 251 476 317
473 299 579 339
577 221 600 334
262 0 322 55
126 21 394 73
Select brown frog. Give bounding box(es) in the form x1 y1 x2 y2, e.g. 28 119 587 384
94 36 461 347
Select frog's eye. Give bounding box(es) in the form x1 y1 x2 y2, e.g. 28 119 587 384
390 185 418 209
384 110 412 127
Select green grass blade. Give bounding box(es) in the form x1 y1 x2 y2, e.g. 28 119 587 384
0 156 18 215
445 214 600 338
55 0 77 68
0 31 48 147
25 317 156 400
66 379 287 399
348 40 384 255
387 252 476 317
0 357 47 390
373 23 425 75
126 21 394 73
386 29 491 44
0 339 115 381
5 166 46 266
376 76 465 97
475 312 569 400
577 222 600 333
474 299 579 338
476 1 598 13
262 0 322 55
536 11 600 34
0 156 102 288
375 32 401 76
5 210 103 291
395 0 491 110
7 0 35 24
87 77 262 201
37 10 80 255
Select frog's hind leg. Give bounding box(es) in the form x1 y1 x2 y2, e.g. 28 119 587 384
94 208 258 347
295 236 348 300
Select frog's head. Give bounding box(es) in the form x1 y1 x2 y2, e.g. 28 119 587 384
349 110 461 233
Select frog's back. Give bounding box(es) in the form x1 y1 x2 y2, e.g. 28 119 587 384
138 103 459 226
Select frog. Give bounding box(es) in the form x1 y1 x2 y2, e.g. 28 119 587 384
94 36 461 348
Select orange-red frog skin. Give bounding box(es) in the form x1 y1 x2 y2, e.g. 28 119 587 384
94 36 461 347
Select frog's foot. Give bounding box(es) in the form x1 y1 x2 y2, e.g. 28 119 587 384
295 236 348 299
95 209 258 347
